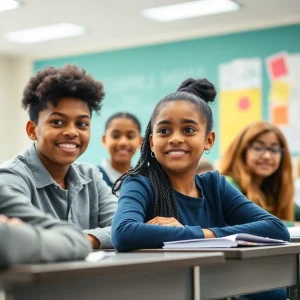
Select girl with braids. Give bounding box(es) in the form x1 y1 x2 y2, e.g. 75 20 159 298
99 112 142 188
112 77 288 247
112 78 289 299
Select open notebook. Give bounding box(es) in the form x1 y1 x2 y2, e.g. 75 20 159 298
163 233 289 249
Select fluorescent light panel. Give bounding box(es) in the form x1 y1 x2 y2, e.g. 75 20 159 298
0 0 20 12
142 0 240 22
5 23 85 44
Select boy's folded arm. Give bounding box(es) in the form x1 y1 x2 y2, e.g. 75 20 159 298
0 222 92 266
0 183 63 228
0 184 92 265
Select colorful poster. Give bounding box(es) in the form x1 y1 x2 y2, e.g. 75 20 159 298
266 52 300 153
266 52 289 80
220 88 262 153
219 58 261 90
219 58 262 153
269 81 290 104
270 105 289 125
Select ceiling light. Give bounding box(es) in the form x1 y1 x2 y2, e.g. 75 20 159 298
0 0 21 12
142 0 240 22
5 23 85 44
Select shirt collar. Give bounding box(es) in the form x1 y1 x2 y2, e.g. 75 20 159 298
100 158 122 184
25 144 91 188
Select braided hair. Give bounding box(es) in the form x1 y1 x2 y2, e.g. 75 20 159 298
112 78 216 219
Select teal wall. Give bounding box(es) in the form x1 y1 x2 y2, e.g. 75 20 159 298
34 24 300 165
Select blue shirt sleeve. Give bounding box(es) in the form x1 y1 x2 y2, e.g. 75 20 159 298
111 176 205 252
112 173 290 252
208 175 290 242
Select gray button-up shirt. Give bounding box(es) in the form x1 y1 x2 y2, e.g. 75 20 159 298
0 184 92 265
0 144 118 248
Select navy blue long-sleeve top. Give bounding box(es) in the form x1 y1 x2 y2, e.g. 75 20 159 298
112 171 290 252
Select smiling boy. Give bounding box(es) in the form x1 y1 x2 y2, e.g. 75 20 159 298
0 65 117 249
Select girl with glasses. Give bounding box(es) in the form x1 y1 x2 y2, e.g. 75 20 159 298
220 121 300 226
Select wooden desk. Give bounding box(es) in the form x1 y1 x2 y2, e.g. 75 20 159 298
0 252 224 300
140 244 300 299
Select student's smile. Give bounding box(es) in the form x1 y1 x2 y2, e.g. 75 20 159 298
56 140 81 153
150 100 212 175
112 144 134 161
255 162 275 169
114 147 132 156
165 148 190 158
246 132 282 181
27 97 91 169
103 117 142 165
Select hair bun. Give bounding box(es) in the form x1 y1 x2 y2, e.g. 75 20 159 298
177 78 216 103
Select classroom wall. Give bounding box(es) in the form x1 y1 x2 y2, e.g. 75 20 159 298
0 56 32 162
31 24 300 166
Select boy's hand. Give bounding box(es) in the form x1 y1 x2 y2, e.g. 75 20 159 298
0 214 23 225
87 234 101 249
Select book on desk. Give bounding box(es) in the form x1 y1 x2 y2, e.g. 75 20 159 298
163 233 289 249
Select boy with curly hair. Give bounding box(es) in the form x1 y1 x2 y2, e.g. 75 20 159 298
0 65 117 249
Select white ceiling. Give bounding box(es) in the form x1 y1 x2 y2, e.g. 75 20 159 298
0 0 300 59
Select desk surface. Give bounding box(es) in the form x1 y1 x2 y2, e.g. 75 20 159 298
291 237 300 243
137 243 300 259
0 252 224 284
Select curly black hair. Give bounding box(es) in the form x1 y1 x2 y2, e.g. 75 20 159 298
113 78 217 219
22 64 105 122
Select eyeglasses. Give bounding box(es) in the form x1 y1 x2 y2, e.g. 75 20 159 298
248 143 284 157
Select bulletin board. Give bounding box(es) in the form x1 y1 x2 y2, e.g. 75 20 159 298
34 24 300 164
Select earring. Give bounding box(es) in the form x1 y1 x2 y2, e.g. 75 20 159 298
204 149 210 154
151 151 155 158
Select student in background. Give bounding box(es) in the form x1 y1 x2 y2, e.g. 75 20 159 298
111 78 288 300
0 184 91 265
196 158 214 174
0 65 117 249
220 121 300 227
99 113 142 187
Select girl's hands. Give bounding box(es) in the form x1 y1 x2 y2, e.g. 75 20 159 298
147 217 184 227
146 217 216 238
